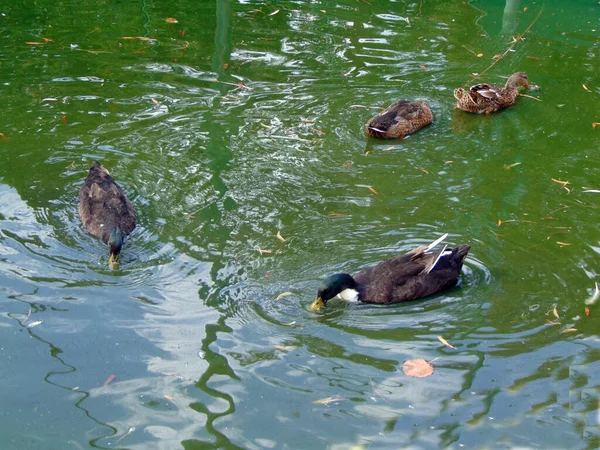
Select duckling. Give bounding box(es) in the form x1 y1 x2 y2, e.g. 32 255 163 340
453 72 530 114
78 161 136 268
366 100 433 139
310 234 470 311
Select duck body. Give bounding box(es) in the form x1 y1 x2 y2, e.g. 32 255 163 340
366 100 433 139
78 161 136 266
453 72 529 114
310 234 470 310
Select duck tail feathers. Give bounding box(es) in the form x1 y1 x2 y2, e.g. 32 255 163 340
426 233 448 252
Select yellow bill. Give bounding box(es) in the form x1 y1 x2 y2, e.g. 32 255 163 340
108 253 120 269
309 297 325 312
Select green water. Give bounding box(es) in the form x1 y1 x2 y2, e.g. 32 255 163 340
1 0 599 448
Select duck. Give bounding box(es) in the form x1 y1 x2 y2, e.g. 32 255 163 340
453 72 530 114
365 100 433 139
78 161 136 268
309 234 470 311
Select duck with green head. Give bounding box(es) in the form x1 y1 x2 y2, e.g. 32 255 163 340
78 161 136 268
310 234 470 311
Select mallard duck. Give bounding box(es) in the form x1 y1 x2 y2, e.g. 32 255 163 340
309 234 470 311
453 72 530 114
78 161 136 268
366 100 433 139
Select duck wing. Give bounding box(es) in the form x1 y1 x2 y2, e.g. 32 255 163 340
354 244 470 304
367 100 426 132
78 162 136 244
469 83 502 102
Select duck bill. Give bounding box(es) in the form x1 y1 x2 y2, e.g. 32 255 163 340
309 297 325 312
108 253 120 269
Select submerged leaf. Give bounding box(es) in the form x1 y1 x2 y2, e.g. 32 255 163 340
402 359 434 378
585 282 600 305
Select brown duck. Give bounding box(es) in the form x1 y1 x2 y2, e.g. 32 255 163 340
366 100 433 139
310 234 470 311
79 161 136 268
453 72 530 114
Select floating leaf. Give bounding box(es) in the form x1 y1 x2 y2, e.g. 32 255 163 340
121 36 157 41
419 168 429 174
553 305 559 318
556 241 571 247
367 186 379 195
166 17 178 23
582 84 589 91
26 320 43 328
277 231 286 243
328 213 347 217
402 359 434 378
164 394 175 401
258 248 272 254
276 291 293 300
419 64 427 70
585 282 600 305
561 328 577 333
504 162 521 170
526 55 540 60
268 9 280 16
104 375 116 386
437 336 456 349
593 123 599 129
280 321 296 327
275 345 297 352
582 189 600 193
313 396 342 406
585 307 590 316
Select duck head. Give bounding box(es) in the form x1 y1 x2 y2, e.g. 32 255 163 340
309 273 358 311
506 72 529 89
108 227 123 268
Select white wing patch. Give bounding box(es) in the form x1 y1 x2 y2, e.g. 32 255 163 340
337 288 360 303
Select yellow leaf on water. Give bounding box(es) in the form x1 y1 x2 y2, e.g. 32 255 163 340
367 186 379 195
276 291 293 300
593 123 599 129
328 213 347 217
313 396 342 406
269 9 280 16
166 17 178 23
104 375 116 386
585 307 590 316
275 345 297 352
561 328 577 333
164 394 175 401
402 359 434 378
504 162 521 170
582 84 589 91
438 336 456 349
277 231 286 243
553 305 559 318
281 321 296 327
258 248 272 254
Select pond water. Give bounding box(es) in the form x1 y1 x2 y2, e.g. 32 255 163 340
1 0 599 448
